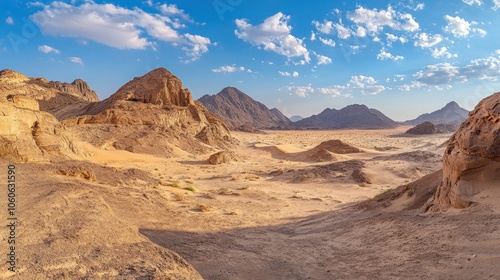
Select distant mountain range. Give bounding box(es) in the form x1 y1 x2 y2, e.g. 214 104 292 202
289 115 304 122
403 101 469 125
295 104 400 129
198 87 293 129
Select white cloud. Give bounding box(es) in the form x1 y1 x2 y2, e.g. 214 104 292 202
408 54 500 88
356 26 367 37
316 54 332 65
312 20 334 34
5 16 14 25
212 65 251 73
69 57 83 65
287 86 314 97
293 71 299 77
431 47 458 59
335 23 352 39
30 2 211 61
346 5 419 33
279 71 291 77
349 75 386 95
319 37 336 47
310 31 316 41
235 12 310 64
444 15 471 37
413 32 443 48
317 86 346 97
462 0 483 5
386 33 408 45
38 45 61 54
494 0 500 10
377 49 404 61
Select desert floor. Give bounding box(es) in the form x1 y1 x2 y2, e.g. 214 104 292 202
6 127 500 279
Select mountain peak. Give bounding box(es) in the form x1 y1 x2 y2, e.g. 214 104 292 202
199 87 292 129
404 101 469 125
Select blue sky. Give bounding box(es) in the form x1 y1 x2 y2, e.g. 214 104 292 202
1 0 500 121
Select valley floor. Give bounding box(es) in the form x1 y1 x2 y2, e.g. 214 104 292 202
3 127 500 279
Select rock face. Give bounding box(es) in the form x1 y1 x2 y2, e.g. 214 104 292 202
423 92 500 212
0 96 84 162
0 69 99 119
65 68 234 155
405 121 438 135
199 87 293 129
296 104 399 129
404 101 469 126
208 151 238 165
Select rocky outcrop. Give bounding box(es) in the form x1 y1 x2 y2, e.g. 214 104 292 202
0 96 84 162
405 121 438 135
0 69 99 118
199 87 293 129
208 151 238 165
65 68 234 155
423 92 500 212
296 104 399 129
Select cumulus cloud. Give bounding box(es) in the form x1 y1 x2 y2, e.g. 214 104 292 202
335 23 352 39
235 13 310 64
319 37 336 47
494 0 500 10
462 0 482 5
69 57 83 65
399 52 500 90
30 2 212 61
356 26 367 37
279 71 299 77
346 5 419 33
287 85 314 97
38 45 61 54
431 47 458 59
312 20 334 34
5 16 14 25
348 75 386 95
413 32 443 48
377 49 404 61
443 15 472 37
386 33 408 46
212 65 251 73
316 54 332 65
316 86 347 97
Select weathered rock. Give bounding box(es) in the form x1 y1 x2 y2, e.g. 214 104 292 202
423 92 500 212
405 121 438 135
208 151 238 165
0 100 84 162
64 68 234 155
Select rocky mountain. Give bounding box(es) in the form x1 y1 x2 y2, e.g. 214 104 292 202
0 69 99 118
423 92 500 212
198 86 293 129
63 68 234 156
405 121 439 135
404 101 469 126
289 115 304 122
295 104 399 129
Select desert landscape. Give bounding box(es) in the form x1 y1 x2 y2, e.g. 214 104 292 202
0 65 498 280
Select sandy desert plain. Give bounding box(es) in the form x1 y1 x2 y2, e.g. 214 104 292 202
3 125 499 279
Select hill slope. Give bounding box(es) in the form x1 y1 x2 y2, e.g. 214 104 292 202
403 101 469 125
199 87 293 129
295 104 399 129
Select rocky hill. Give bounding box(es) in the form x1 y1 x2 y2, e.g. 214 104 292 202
423 92 500 212
295 104 399 129
63 68 234 156
0 69 99 118
404 101 469 126
198 87 293 129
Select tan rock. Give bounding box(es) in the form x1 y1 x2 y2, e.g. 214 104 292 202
423 92 500 212
208 151 238 165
